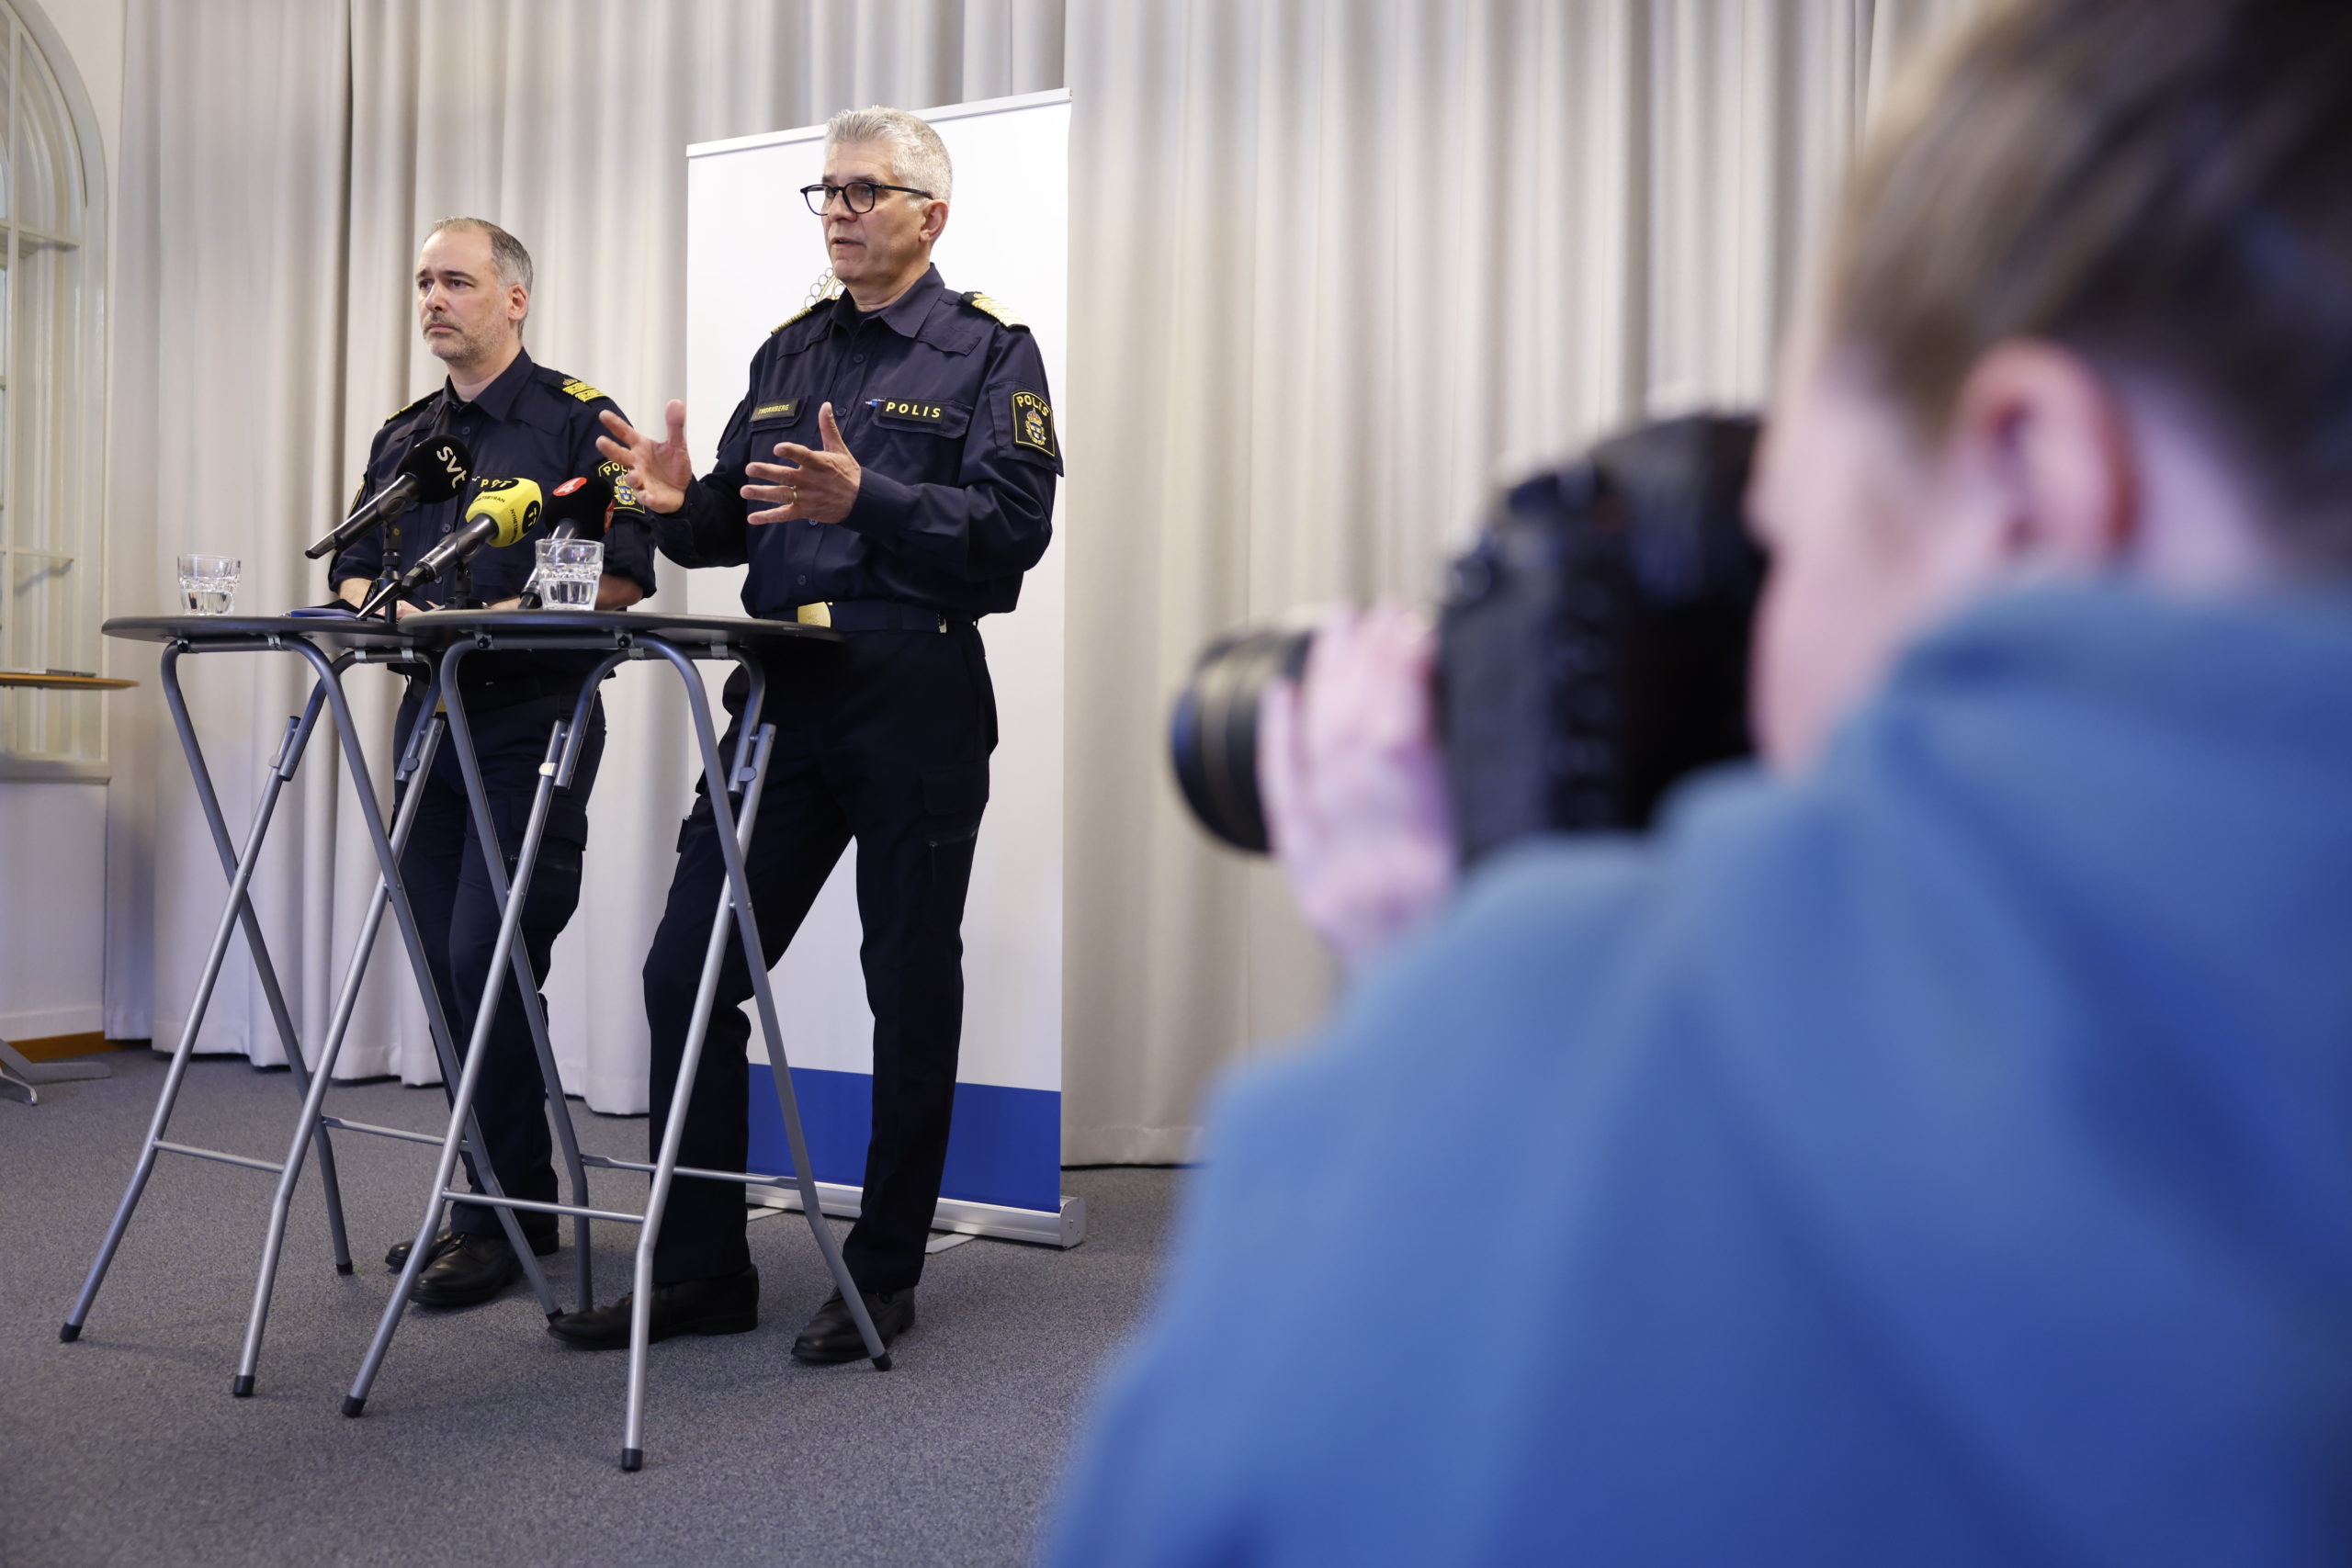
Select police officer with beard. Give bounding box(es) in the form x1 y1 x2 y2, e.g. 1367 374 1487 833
333 218 656 1307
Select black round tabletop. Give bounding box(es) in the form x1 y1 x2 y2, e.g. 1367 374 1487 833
102 615 422 649
394 608 842 649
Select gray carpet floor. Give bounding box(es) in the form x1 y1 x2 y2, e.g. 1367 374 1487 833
0 1051 1176 1567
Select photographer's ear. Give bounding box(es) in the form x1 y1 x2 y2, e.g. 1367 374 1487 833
1936 339 2138 585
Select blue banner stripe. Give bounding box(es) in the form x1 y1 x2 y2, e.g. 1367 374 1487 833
746 1065 1063 1215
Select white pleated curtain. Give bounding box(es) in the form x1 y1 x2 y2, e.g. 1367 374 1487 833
1056 0 1982 1159
102 0 1976 1154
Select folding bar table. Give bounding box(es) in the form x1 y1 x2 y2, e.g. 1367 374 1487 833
341 609 887 1473
64 615 568 1371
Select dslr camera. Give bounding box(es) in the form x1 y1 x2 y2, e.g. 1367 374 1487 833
1169 413 1765 865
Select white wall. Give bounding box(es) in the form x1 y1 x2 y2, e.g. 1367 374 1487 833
0 781 107 1035
0 0 124 1043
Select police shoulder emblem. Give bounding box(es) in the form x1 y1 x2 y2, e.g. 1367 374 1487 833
1010 389 1057 458
772 301 821 334
595 457 641 512
558 377 606 404
385 390 436 425
963 292 1028 330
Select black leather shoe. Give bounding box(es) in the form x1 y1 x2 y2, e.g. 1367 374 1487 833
410 1233 524 1308
385 1230 461 1272
545 1266 759 1349
791 1288 913 1364
386 1227 556 1270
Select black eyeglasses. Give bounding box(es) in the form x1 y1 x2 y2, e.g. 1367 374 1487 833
800 181 933 216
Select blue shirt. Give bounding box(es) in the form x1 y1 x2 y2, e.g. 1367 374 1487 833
652 265 1059 619
1045 585 2352 1567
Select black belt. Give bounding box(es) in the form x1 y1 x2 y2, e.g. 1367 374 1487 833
783 600 965 633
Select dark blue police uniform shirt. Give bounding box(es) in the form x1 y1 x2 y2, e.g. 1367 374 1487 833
330 348 658 607
655 265 1060 619
330 350 657 690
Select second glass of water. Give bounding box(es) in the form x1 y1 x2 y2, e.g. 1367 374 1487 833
178 554 241 615
536 537 604 609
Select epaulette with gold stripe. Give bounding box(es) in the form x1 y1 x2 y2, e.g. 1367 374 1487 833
384 390 437 425
960 291 1028 330
773 300 822 334
557 376 606 403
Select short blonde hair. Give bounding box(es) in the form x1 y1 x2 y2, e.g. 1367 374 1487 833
1827 0 2352 567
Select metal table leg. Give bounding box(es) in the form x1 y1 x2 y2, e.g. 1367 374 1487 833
62 655 340 1341
345 713 580 1415
618 640 885 1472
711 649 885 1368
281 637 562 1325
435 642 628 1314
232 693 451 1396
164 645 361 1269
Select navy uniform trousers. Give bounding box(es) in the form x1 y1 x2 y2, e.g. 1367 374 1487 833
641 621 994 1294
397 684 605 1241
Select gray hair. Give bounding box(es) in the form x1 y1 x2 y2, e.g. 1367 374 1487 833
824 106 952 204
424 216 535 300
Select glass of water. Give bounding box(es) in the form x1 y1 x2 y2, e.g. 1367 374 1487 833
534 536 604 610
177 554 241 615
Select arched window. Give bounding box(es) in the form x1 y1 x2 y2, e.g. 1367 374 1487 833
0 0 103 777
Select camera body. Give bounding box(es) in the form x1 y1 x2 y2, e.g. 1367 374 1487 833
1170 412 1764 863
1439 412 1762 862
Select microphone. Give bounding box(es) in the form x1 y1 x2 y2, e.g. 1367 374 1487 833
306 434 473 560
541 472 614 541
357 477 542 616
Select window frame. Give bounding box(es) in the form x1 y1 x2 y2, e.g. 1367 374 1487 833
0 0 107 784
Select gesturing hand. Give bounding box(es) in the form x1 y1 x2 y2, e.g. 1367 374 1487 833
1258 603 1459 974
743 401 862 525
595 400 691 514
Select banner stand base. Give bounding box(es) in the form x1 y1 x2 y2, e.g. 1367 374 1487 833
746 1180 1086 1249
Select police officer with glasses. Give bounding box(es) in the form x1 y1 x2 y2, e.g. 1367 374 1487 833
571 107 1060 1361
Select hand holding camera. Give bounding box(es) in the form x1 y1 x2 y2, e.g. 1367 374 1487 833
1258 604 1457 970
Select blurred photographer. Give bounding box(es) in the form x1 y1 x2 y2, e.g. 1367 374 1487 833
1046 1 2352 1563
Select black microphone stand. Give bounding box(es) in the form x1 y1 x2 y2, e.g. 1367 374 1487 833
367 516 407 623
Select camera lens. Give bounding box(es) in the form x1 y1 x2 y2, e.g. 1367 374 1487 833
1167 626 1314 854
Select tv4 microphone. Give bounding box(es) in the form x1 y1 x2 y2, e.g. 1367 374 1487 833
305 433 473 560
541 472 614 541
356 476 541 616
